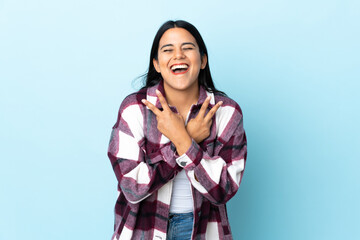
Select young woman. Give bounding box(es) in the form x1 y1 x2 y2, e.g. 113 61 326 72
107 20 247 240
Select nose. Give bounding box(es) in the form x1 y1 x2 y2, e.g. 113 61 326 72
173 47 185 59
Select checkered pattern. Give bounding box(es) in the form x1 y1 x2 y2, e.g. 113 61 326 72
107 80 247 240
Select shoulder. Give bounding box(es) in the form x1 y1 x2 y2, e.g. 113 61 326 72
214 93 243 119
118 88 147 114
213 93 244 139
113 88 147 129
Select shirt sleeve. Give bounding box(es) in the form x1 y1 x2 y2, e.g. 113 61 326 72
107 100 179 204
176 108 247 205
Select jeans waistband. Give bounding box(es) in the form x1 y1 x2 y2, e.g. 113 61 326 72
168 212 193 219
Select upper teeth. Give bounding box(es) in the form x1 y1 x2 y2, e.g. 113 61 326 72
171 64 188 70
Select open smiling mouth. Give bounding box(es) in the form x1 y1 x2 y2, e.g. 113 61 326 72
170 64 189 75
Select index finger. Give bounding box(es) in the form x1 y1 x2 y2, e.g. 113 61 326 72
197 96 211 118
156 89 171 112
204 101 223 122
141 99 162 116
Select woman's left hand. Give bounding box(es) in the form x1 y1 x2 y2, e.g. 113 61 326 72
186 96 223 143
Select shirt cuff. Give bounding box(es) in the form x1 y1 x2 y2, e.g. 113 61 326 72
175 139 203 170
158 142 178 168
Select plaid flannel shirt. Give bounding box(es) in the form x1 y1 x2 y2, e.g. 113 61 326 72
107 80 247 240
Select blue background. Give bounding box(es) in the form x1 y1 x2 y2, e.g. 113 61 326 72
1 0 359 239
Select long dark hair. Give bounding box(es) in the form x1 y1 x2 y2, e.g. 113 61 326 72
140 20 225 95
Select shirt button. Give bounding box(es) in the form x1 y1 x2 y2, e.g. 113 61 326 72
180 161 187 167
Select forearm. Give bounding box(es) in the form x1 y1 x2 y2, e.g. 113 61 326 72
176 122 247 204
109 140 180 204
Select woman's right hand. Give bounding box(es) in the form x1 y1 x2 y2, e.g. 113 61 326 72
142 90 192 156
186 96 223 143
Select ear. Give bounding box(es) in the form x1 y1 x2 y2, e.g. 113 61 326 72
153 58 161 73
201 54 207 69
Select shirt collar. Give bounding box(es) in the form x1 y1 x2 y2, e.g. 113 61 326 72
146 80 215 109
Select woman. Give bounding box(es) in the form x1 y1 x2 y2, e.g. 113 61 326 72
108 20 247 240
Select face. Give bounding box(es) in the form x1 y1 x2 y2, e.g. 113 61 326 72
153 27 207 93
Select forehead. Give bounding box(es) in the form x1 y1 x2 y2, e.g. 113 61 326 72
159 28 197 46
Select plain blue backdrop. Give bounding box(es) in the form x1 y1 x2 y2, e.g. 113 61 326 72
1 0 359 239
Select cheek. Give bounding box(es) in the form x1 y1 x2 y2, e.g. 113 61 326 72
190 53 202 65
159 59 170 70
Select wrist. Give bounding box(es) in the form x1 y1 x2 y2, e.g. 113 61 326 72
173 132 192 156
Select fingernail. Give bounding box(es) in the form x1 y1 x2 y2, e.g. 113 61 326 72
156 89 161 95
206 96 210 100
141 99 146 104
219 101 223 106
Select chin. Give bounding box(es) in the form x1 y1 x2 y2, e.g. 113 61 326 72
172 82 195 91
163 75 198 91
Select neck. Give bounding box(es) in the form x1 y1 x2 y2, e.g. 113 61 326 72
164 84 199 114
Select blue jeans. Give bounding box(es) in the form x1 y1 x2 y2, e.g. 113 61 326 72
167 212 194 240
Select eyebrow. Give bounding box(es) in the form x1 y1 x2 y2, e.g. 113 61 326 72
160 42 196 50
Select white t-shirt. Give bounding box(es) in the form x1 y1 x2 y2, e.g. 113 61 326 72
169 170 193 213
